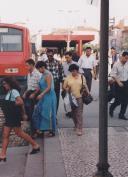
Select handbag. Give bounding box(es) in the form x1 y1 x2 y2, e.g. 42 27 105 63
1 91 22 120
80 75 93 105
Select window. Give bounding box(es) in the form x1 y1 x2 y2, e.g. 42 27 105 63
0 35 22 51
0 27 23 52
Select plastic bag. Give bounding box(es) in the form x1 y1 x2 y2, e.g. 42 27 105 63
69 93 78 109
63 93 72 113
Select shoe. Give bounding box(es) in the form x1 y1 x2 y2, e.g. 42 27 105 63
0 157 6 162
119 115 128 120
32 132 44 139
66 112 72 118
48 131 55 137
76 129 82 136
30 147 40 154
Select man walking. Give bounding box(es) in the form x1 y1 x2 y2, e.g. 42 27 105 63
23 59 41 134
45 49 64 112
109 51 128 120
63 51 78 77
78 47 96 91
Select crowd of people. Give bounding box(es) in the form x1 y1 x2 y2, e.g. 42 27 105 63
0 46 128 161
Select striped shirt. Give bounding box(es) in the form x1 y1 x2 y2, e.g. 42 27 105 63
45 59 64 82
27 69 41 90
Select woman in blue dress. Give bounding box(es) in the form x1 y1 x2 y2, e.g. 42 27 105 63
32 61 57 136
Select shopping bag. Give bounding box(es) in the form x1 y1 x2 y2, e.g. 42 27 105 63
63 93 72 113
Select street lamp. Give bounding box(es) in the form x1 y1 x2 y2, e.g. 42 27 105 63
93 0 113 176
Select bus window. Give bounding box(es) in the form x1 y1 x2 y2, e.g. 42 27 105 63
0 35 22 52
0 27 23 52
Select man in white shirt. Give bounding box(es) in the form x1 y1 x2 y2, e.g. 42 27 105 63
109 51 128 120
23 59 41 135
78 47 96 91
63 51 78 77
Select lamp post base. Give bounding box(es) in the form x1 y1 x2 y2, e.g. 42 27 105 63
93 163 113 177
93 171 113 177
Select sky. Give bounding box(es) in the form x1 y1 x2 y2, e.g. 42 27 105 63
0 0 128 33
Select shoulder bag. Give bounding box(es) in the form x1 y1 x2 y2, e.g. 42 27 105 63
80 75 93 105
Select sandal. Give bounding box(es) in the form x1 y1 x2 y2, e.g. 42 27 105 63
0 156 6 162
30 147 40 155
76 129 83 136
47 131 55 137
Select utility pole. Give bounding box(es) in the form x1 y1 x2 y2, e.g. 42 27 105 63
91 0 93 4
93 0 113 176
67 29 71 51
87 0 99 6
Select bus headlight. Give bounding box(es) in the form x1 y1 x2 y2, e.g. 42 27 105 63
5 68 19 73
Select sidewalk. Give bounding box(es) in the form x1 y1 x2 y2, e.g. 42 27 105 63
0 146 28 177
44 127 128 177
1 127 128 177
1 79 128 177
0 139 44 177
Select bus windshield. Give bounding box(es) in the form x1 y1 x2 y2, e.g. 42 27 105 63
0 28 23 52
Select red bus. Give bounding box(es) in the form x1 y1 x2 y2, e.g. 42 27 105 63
0 23 31 78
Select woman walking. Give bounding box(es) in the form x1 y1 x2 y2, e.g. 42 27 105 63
0 77 40 162
63 64 89 136
32 61 57 136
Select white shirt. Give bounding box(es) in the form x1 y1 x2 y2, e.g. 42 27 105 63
38 54 48 62
110 61 128 81
5 89 20 101
62 60 78 77
53 54 61 61
78 54 96 70
27 69 41 90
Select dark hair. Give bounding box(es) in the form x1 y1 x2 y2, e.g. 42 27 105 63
85 47 92 50
69 64 79 72
65 51 72 57
122 51 128 57
47 49 54 53
36 61 47 69
26 59 35 66
2 77 21 93
111 47 115 50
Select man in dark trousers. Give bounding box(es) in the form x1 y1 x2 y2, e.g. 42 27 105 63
78 47 96 91
45 49 64 113
109 51 128 120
